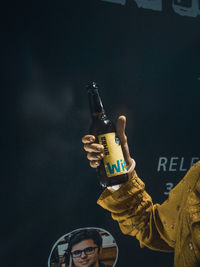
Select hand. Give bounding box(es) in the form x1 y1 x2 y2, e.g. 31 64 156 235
82 115 134 170
82 135 104 168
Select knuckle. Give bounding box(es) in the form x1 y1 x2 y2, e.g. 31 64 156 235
82 135 95 144
91 160 100 168
90 161 97 168
98 144 104 152
83 144 88 151
96 153 102 160
87 153 91 160
89 161 94 168
81 136 86 143
92 144 99 151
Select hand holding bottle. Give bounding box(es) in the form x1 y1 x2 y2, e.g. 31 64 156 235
82 115 134 171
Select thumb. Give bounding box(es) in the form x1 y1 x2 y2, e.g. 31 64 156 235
116 115 127 145
116 116 133 168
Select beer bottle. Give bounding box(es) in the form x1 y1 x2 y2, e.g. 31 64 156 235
87 82 128 187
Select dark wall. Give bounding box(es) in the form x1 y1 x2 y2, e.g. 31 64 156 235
3 0 200 266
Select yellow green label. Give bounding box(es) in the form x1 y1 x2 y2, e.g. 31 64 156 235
98 132 127 178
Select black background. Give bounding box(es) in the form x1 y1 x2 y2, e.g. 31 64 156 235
2 0 200 266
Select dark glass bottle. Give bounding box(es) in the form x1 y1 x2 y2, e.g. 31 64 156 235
87 82 128 187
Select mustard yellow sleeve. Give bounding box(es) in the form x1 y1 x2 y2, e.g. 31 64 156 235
98 161 200 266
97 170 174 252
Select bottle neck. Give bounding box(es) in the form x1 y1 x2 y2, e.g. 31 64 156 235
88 87 106 120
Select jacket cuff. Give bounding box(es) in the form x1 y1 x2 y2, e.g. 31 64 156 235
97 170 145 213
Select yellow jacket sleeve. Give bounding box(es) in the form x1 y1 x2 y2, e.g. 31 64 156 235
98 170 174 252
97 161 200 261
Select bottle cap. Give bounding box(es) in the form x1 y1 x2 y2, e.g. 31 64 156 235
86 82 99 92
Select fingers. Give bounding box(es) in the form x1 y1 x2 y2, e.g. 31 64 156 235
82 135 104 152
90 160 101 168
84 143 104 153
82 135 104 155
82 134 104 168
87 152 104 161
82 135 96 144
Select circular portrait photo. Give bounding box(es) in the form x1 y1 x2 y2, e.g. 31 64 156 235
48 227 118 267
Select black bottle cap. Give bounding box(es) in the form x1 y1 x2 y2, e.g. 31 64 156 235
86 81 99 92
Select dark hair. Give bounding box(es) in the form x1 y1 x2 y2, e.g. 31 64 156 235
68 229 103 253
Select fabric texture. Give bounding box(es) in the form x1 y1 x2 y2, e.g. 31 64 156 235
97 161 200 267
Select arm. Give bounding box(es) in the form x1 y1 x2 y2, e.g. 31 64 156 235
98 161 200 254
97 168 174 252
82 116 175 252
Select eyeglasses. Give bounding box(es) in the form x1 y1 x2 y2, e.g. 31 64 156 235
71 246 98 258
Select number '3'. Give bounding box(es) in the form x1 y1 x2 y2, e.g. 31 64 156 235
164 183 174 195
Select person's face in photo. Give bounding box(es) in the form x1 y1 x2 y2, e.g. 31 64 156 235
71 239 101 267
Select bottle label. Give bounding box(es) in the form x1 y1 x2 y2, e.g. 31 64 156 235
98 132 127 178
